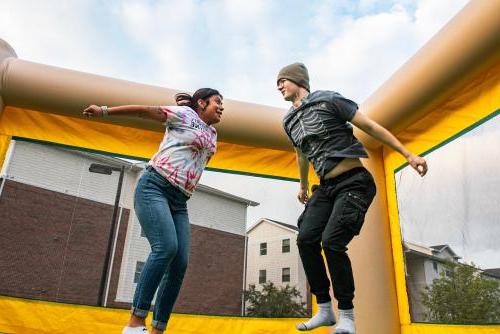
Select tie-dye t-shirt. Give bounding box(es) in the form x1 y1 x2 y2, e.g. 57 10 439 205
149 106 217 196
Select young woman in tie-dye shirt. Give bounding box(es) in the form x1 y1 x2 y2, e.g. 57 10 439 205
83 88 223 334
149 102 218 196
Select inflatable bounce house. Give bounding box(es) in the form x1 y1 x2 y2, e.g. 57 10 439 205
0 0 498 333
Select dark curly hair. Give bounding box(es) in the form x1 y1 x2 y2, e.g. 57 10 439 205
174 88 222 111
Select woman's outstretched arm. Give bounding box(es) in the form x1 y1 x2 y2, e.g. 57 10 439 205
83 105 167 122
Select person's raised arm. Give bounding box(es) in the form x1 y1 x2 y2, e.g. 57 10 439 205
350 110 428 176
83 105 167 123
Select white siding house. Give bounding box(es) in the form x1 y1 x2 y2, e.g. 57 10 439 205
245 218 308 305
1 139 139 208
404 241 461 321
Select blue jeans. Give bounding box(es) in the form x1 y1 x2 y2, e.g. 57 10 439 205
131 167 190 331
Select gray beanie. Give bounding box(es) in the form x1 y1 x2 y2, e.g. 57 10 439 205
277 62 310 91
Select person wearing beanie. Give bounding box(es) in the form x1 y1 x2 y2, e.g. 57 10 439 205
276 62 310 92
277 63 428 334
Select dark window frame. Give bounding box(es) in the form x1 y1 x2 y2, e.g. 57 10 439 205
282 267 291 283
260 242 267 255
259 269 266 284
282 238 290 253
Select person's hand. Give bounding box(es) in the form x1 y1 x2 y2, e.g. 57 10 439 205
297 187 309 204
408 154 428 176
83 105 103 118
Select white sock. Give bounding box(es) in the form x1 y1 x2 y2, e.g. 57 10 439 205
296 301 336 331
334 309 355 334
122 326 149 334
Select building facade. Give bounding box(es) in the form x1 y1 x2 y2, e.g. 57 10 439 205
0 140 257 315
245 218 309 309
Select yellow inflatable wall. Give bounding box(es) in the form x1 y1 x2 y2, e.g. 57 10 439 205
0 0 498 333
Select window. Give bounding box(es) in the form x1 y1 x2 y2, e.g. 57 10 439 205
394 115 500 324
134 261 145 283
282 268 291 283
259 270 266 284
282 238 290 253
260 242 267 255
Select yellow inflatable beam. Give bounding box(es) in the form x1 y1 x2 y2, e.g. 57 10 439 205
0 42 290 151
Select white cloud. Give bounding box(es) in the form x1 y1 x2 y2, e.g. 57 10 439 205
0 0 153 83
0 1 90 65
0 0 469 107
117 0 200 90
305 0 469 103
115 0 288 104
307 6 415 101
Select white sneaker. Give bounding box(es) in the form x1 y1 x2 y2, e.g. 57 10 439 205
122 326 150 334
334 309 355 334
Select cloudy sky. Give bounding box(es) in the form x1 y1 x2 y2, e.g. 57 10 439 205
1 0 468 107
1 0 469 226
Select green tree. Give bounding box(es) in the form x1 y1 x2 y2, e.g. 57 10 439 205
244 282 309 317
421 262 500 323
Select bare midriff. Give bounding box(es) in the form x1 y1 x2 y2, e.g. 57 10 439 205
323 157 364 180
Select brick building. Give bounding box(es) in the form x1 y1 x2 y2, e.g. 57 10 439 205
0 140 258 315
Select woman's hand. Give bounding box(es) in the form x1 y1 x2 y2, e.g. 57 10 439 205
408 154 428 176
83 105 104 118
